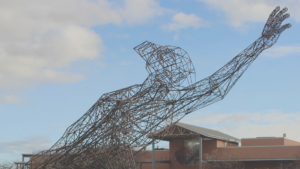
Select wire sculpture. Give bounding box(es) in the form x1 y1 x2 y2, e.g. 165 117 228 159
27 6 291 169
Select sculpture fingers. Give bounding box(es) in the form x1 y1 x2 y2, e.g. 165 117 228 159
279 23 292 34
274 7 288 20
276 13 290 29
267 6 280 24
273 7 289 28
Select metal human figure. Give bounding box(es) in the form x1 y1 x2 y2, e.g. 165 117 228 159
29 6 291 169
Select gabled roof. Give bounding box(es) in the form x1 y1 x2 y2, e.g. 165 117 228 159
150 122 240 143
176 122 240 142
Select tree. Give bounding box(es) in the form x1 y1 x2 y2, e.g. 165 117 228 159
0 160 15 169
281 153 300 169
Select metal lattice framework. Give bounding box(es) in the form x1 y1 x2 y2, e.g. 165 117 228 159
27 6 291 169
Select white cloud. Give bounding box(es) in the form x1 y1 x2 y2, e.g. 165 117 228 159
198 0 299 27
0 26 99 90
163 12 208 31
0 95 24 104
262 45 300 58
0 0 165 103
120 0 164 24
181 110 300 142
0 136 51 154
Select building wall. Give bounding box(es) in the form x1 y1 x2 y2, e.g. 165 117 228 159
216 140 239 147
137 139 300 169
217 140 225 147
167 140 300 169
217 145 300 159
226 141 239 147
243 161 292 169
135 150 169 169
241 138 285 146
284 138 300 145
169 141 184 169
203 140 218 155
241 138 300 146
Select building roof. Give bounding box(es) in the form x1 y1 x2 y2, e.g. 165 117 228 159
176 122 240 142
151 122 240 143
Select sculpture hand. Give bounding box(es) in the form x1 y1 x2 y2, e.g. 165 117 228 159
261 6 291 49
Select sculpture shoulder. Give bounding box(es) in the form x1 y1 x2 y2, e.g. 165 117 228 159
98 84 143 102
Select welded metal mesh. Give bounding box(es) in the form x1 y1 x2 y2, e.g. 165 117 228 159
26 6 291 169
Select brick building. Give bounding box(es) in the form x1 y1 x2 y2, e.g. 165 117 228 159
137 122 300 169
15 122 300 169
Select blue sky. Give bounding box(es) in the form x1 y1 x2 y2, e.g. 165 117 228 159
1 0 300 162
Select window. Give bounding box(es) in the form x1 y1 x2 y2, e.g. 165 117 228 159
183 139 199 165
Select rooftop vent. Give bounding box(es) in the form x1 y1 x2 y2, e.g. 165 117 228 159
283 133 286 137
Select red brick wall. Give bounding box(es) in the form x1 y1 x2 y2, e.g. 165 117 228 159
169 141 184 169
218 145 300 159
203 140 218 155
226 141 239 147
134 150 170 169
241 138 284 146
284 138 300 145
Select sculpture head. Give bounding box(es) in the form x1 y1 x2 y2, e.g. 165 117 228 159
134 41 196 87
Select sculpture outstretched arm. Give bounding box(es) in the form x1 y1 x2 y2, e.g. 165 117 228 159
178 6 291 112
209 6 290 94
